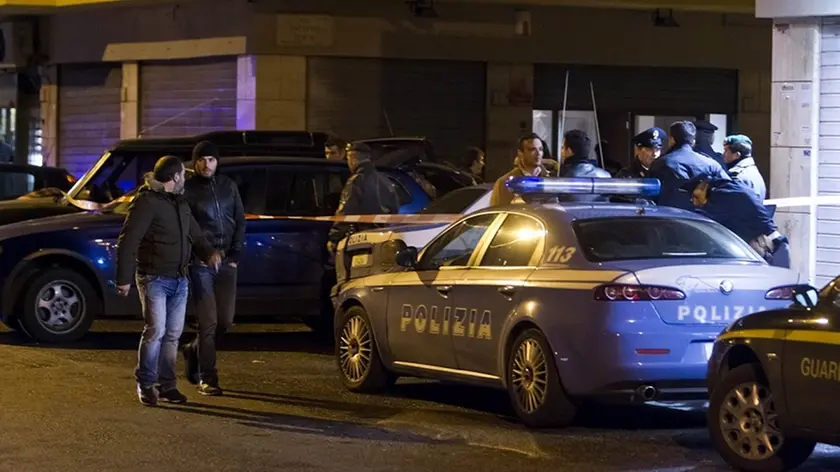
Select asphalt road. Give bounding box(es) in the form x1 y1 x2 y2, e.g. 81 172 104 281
1 321 838 472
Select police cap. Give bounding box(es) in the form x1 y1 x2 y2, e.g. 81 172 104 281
693 120 718 132
632 128 665 149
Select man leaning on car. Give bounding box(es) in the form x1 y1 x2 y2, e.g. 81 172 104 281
116 155 221 407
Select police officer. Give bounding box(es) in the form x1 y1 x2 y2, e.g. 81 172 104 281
693 119 726 168
648 121 730 211
618 128 665 178
723 134 766 201
682 177 790 268
326 142 400 253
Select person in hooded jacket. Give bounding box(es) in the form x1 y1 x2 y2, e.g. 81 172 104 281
648 121 730 211
682 177 790 268
693 119 726 168
180 141 246 396
723 134 766 201
617 128 665 178
326 142 400 253
116 155 221 407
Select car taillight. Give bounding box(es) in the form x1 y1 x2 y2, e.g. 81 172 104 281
765 286 795 300
594 284 685 301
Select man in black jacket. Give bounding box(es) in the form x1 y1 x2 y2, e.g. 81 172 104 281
181 141 246 396
116 155 221 407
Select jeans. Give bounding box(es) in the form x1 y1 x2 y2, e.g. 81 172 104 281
135 274 189 391
187 262 237 384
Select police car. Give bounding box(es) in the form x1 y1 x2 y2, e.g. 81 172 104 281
706 280 840 472
331 177 804 428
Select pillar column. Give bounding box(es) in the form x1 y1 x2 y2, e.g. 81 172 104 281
768 21 821 283
485 63 533 180
39 65 58 168
236 55 306 130
121 62 139 140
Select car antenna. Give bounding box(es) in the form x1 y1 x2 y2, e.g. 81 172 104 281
383 108 395 137
137 97 219 137
590 81 605 169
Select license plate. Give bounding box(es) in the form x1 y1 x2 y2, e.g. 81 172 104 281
704 342 714 360
351 254 371 268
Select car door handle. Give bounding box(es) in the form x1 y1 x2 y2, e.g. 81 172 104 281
498 285 516 297
436 285 453 296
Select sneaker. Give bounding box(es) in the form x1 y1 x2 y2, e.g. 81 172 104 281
198 381 223 396
157 387 188 404
182 343 199 385
137 385 158 407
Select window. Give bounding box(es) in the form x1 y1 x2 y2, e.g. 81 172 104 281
384 174 412 207
74 150 179 203
219 167 267 215
264 168 349 216
0 171 36 200
480 214 544 267
573 217 760 262
419 213 498 269
420 187 488 215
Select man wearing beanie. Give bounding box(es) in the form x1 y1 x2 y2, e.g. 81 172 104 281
181 141 246 396
116 155 221 406
648 120 730 211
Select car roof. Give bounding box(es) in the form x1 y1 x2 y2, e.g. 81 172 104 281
0 163 69 174
111 130 329 151
491 201 709 224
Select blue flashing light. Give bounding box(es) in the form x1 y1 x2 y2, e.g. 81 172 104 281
506 177 661 198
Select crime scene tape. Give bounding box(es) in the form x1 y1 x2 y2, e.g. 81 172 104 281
61 192 840 225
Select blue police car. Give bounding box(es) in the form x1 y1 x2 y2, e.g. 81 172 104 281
332 177 805 428
0 156 431 344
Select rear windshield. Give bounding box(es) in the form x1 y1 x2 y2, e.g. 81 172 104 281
420 186 486 214
572 217 760 262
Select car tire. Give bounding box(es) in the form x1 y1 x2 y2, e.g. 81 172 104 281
507 328 577 428
708 363 816 472
336 305 394 393
19 268 99 344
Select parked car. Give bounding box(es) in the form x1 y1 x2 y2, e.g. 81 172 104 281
332 177 804 427
0 131 331 227
706 282 837 472
0 163 76 201
0 156 432 344
355 137 478 198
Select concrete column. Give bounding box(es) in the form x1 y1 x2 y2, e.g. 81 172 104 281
121 62 139 140
768 21 821 283
236 55 306 130
39 65 58 168
485 63 534 180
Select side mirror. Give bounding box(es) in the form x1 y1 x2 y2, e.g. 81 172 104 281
792 285 819 308
395 246 419 268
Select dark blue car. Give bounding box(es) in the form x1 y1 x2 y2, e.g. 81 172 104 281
0 156 431 344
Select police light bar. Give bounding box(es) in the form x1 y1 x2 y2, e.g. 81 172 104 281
506 177 661 197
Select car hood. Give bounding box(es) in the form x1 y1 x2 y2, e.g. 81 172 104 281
0 210 124 241
0 198 84 227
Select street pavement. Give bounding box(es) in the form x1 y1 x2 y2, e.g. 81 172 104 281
1 320 839 472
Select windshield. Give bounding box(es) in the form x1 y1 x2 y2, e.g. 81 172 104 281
573 217 761 262
67 149 182 204
104 168 196 215
420 186 487 214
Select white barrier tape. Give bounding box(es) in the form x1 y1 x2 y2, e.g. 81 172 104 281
245 213 462 224
763 195 840 208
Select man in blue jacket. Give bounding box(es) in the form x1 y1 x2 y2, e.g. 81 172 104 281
682 177 790 268
648 121 730 211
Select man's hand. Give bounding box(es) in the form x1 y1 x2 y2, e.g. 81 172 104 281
209 251 222 270
117 284 131 297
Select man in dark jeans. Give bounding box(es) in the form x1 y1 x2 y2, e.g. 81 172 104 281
116 155 221 407
181 141 246 396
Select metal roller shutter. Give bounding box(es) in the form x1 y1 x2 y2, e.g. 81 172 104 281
58 64 122 177
307 57 486 159
816 19 840 287
534 64 738 114
139 57 237 138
